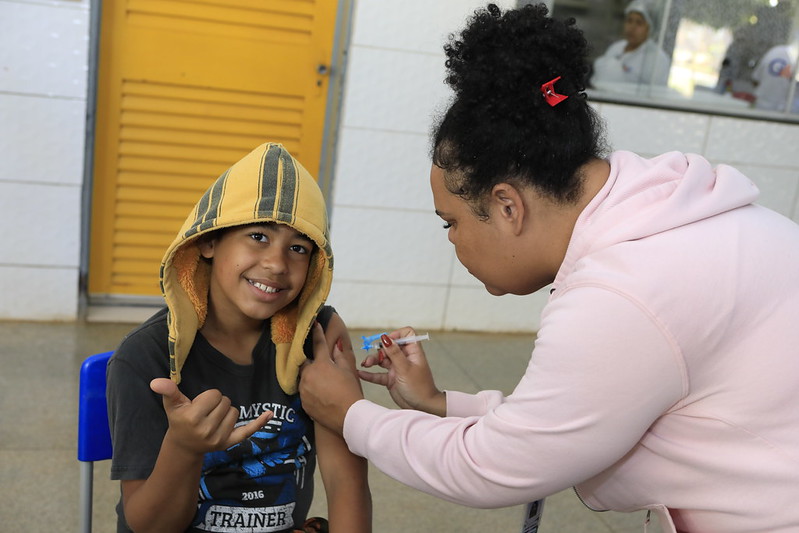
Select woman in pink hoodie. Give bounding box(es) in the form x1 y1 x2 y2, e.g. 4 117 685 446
300 4 799 532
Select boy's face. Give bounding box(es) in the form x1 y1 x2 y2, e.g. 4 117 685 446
199 223 315 325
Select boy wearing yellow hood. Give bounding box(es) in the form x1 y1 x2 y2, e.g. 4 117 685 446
107 143 371 533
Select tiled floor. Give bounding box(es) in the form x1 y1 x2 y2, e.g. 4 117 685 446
0 315 659 532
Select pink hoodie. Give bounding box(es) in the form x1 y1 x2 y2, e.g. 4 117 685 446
344 151 799 532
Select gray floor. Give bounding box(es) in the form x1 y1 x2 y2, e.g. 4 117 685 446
0 317 660 532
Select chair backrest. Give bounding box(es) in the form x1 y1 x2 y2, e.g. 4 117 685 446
78 351 114 533
78 351 114 462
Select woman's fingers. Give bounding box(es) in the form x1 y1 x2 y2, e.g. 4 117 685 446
358 369 389 386
310 321 332 362
377 334 410 370
360 353 378 368
360 351 393 368
387 326 417 342
332 336 356 369
355 327 443 414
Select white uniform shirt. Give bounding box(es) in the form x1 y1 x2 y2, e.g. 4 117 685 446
593 39 670 86
752 44 799 112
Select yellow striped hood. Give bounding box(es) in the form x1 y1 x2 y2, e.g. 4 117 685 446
159 142 333 394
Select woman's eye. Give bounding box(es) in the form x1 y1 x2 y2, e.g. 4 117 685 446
442 222 452 229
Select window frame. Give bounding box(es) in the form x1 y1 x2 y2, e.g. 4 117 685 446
524 0 799 124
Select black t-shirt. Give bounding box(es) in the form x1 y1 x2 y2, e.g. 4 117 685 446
107 306 335 533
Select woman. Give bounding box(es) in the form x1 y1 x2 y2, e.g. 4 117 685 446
300 4 799 532
592 0 671 86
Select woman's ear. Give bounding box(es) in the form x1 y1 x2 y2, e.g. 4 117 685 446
490 183 526 235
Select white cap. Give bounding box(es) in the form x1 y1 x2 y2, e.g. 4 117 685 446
625 0 658 30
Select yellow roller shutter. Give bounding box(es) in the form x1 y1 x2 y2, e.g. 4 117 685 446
89 0 338 297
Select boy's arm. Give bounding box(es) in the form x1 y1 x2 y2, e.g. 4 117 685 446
121 381 271 533
120 438 203 533
317 312 372 532
316 423 372 532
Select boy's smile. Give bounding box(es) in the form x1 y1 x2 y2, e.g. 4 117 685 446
247 277 287 297
200 222 315 329
248 280 281 294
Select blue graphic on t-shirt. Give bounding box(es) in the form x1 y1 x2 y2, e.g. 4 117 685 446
193 396 312 532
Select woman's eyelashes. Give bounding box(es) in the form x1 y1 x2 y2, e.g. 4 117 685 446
442 222 453 229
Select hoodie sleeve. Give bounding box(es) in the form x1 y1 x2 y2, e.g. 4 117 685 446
343 286 687 508
444 389 506 418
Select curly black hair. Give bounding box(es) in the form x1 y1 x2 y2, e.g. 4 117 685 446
432 3 606 212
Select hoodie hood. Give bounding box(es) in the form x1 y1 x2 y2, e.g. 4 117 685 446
159 142 333 394
555 151 759 286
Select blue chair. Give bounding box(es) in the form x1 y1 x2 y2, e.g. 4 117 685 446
77 351 114 533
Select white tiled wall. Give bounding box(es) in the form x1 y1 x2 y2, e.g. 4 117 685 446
0 0 89 320
1 0 798 326
599 105 711 156
1 93 87 186
328 1 799 333
327 0 527 333
598 103 799 221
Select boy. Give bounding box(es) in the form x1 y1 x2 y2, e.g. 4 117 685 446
107 142 371 532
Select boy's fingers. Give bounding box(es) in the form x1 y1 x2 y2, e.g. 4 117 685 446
227 411 273 446
203 391 235 422
150 377 177 396
150 378 190 409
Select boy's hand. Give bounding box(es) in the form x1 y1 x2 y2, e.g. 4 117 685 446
150 378 272 456
299 323 364 435
359 328 446 417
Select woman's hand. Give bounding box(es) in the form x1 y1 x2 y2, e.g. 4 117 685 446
299 323 365 435
359 327 446 417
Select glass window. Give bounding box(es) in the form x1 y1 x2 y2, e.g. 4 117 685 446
524 0 799 121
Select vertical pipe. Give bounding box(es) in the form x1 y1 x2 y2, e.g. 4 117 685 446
647 0 674 92
78 0 103 321
318 0 356 215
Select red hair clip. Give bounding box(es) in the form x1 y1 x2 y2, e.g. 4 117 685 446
541 76 568 107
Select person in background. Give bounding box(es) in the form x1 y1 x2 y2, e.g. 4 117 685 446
592 0 671 86
299 4 799 532
107 142 371 533
752 37 799 112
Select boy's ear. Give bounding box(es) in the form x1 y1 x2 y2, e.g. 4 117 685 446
490 182 525 235
198 236 216 259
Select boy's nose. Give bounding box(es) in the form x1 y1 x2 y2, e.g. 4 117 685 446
260 249 289 274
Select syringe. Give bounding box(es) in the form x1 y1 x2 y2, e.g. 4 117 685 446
361 333 430 351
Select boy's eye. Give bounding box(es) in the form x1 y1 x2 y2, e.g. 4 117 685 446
249 232 268 243
290 244 309 254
